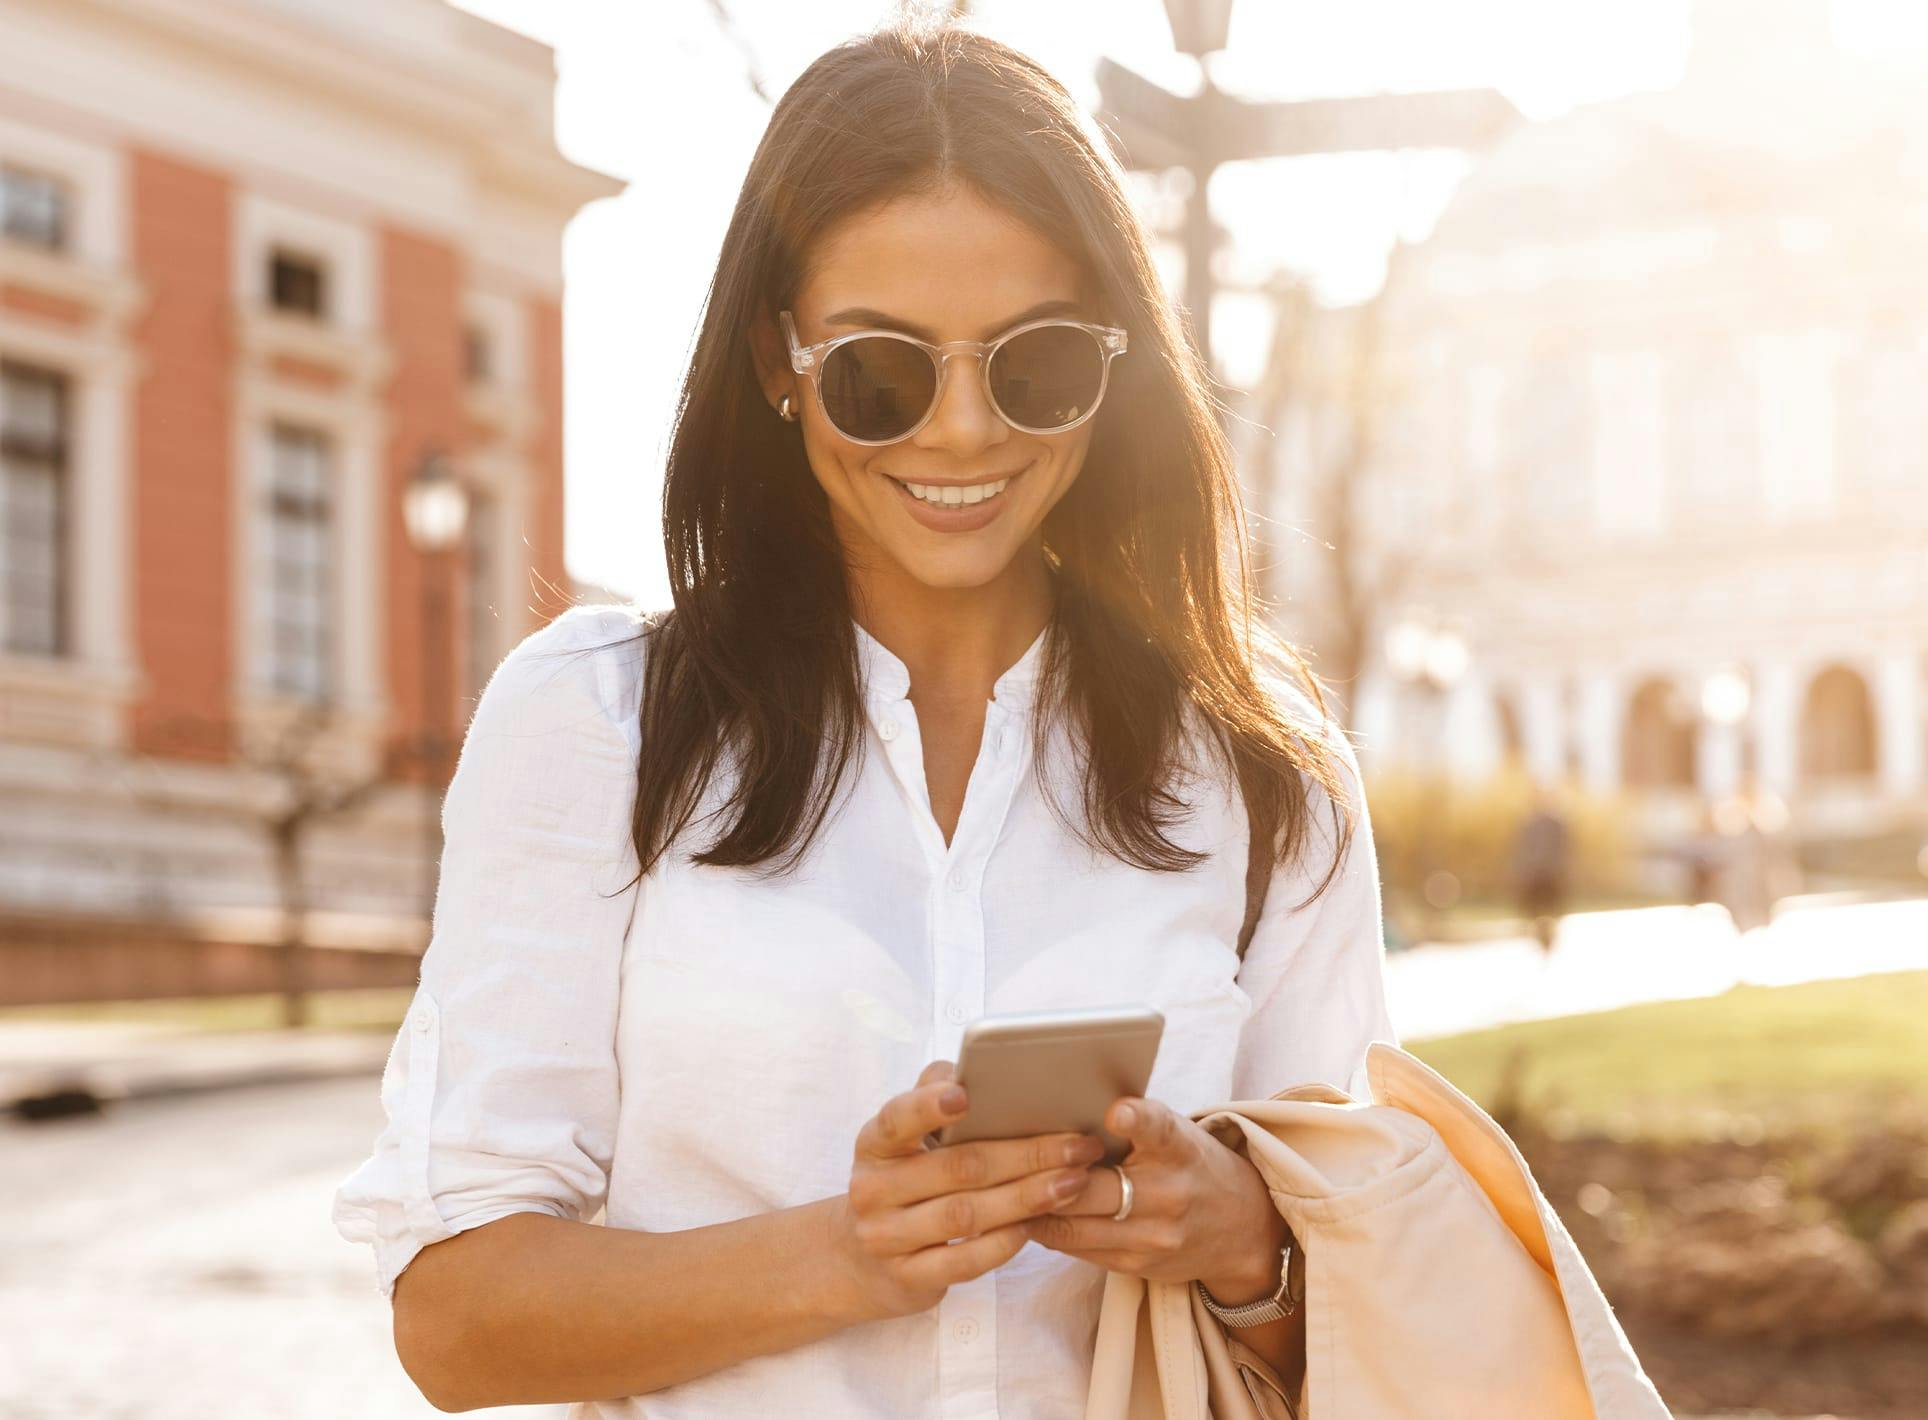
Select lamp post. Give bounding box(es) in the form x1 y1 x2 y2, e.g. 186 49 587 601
1386 611 1470 940
1698 663 1753 922
1699 664 1752 793
402 450 471 929
1160 0 1235 369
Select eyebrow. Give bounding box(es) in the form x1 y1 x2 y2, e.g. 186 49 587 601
821 300 1088 341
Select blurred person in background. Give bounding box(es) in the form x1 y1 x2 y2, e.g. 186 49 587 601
332 17 1398 1416
1682 800 1723 909
1512 783 1571 952
1713 777 1802 936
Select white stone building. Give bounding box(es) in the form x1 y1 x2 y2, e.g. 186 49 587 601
1256 0 1927 854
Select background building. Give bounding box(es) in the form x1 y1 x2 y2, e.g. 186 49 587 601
0 0 621 1002
1254 0 1927 877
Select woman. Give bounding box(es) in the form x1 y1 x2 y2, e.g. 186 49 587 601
334 19 1398 1416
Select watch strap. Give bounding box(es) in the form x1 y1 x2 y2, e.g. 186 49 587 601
1195 1240 1299 1328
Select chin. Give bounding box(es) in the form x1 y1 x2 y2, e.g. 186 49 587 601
886 540 1023 591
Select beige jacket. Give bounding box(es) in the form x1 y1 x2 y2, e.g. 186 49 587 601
1083 1042 1673 1419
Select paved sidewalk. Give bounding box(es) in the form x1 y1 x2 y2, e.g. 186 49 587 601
9 893 1923 1122
1388 895 1928 1041
0 1018 394 1116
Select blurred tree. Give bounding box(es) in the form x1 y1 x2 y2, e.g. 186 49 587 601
1234 251 1413 699
704 0 771 103
91 709 436 1029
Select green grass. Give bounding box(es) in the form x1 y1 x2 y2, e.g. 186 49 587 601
0 987 416 1034
1405 969 1928 1142
9 974 1927 1147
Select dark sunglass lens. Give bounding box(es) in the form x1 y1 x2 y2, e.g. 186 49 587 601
987 325 1106 431
818 337 937 441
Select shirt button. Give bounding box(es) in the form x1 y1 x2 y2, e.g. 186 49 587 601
947 868 966 891
879 718 899 742
945 998 968 1025
952 1316 979 1343
411 1009 432 1033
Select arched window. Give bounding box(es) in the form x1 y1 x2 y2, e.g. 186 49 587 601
1622 677 1696 789
1800 664 1877 781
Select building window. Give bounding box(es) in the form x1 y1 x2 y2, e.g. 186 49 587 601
0 362 69 656
1799 664 1877 782
268 248 328 320
1835 336 1923 504
259 423 333 701
0 362 70 656
1589 351 1666 538
1665 342 1757 518
0 166 70 252
1621 678 1697 790
464 324 494 384
1513 356 1591 530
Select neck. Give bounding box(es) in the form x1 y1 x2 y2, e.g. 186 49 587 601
849 548 1056 707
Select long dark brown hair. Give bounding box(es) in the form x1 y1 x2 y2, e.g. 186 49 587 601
577 19 1356 911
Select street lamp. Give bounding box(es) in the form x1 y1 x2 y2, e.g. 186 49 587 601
1699 665 1750 731
1161 0 1235 57
1699 663 1752 823
403 450 471 927
1386 610 1470 939
403 451 471 552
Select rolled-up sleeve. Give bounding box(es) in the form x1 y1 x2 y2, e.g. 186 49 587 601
332 605 645 1300
1231 711 1400 1105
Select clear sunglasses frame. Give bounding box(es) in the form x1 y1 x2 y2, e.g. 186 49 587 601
780 308 1129 445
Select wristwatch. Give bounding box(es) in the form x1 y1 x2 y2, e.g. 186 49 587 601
1194 1239 1302 1328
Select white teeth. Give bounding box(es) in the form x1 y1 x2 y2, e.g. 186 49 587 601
900 477 1011 506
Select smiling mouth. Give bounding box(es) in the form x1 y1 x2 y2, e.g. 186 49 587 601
884 468 1026 508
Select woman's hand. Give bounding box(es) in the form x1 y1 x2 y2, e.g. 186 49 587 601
1020 1092 1290 1303
829 1060 1108 1323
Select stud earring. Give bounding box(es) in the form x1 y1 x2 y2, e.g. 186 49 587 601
778 393 797 422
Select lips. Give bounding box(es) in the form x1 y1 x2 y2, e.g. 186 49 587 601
884 463 1033 501
883 466 1026 531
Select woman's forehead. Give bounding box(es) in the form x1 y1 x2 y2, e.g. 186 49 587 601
797 187 1088 336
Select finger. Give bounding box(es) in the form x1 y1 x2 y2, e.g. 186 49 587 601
1041 1161 1127 1217
856 1077 968 1161
867 1131 1105 1210
1109 1095 1176 1156
1023 1210 1167 1256
908 1060 959 1151
869 1163 1092 1253
1020 1238 1139 1273
894 1221 1030 1293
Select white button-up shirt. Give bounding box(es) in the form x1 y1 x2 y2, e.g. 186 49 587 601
333 602 1399 1418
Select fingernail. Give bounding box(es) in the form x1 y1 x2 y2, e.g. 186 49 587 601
940 1085 967 1114
1116 1103 1137 1130
1052 1170 1085 1198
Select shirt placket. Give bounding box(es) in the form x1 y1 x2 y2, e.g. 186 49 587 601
868 686 1027 1420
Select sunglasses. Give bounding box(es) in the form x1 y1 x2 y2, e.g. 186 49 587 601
781 309 1129 445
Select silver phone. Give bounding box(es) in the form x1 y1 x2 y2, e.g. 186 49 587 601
927 1004 1164 1167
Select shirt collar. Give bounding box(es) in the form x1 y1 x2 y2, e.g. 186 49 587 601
853 616 1051 709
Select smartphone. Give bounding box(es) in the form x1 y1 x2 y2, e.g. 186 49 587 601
927 1004 1164 1166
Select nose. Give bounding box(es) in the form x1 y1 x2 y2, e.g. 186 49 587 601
910 351 1007 460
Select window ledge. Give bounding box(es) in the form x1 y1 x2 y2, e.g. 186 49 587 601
231 687 393 784
0 653 139 748
236 307 392 391
465 379 539 444
0 241 145 326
